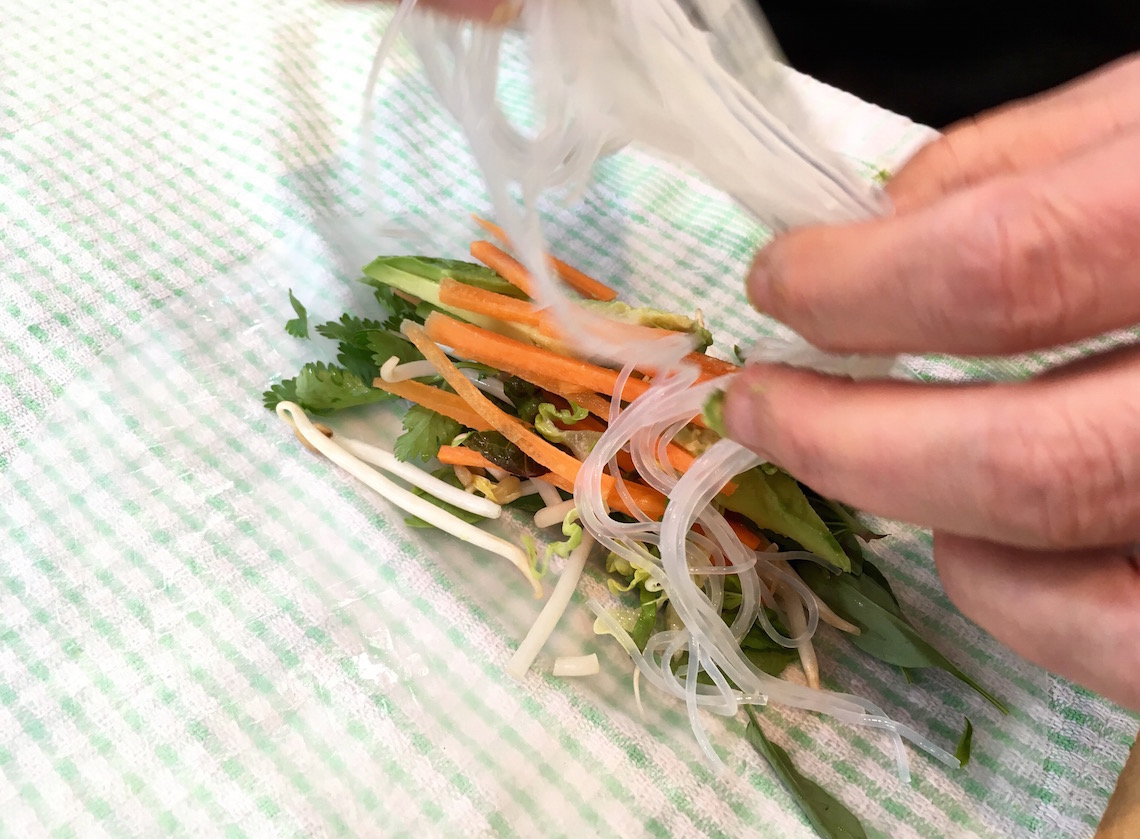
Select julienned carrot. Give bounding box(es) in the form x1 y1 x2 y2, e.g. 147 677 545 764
438 277 544 328
370 378 492 431
694 521 768 552
437 446 496 470
402 321 668 521
472 215 618 301
425 312 652 404
470 241 535 297
539 472 667 522
685 352 740 380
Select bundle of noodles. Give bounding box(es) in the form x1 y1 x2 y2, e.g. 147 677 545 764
365 0 954 778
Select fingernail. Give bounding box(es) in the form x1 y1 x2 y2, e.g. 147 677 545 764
488 0 523 24
746 249 774 313
723 373 778 464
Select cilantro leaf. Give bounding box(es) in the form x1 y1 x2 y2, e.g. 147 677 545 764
394 405 463 463
337 343 382 385
315 313 385 344
285 289 310 339
290 362 392 415
363 330 422 369
373 285 421 331
263 377 300 411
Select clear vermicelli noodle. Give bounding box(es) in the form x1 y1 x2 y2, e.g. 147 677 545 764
365 0 959 777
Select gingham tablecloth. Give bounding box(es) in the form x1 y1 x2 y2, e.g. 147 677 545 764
1 2 1136 838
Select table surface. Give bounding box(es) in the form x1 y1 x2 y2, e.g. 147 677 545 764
1 3 1137 838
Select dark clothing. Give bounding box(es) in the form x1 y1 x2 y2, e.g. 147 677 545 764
758 1 1140 127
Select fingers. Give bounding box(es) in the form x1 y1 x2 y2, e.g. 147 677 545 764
721 347 1140 550
361 0 513 21
888 54 1140 213
746 128 1140 356
934 533 1140 712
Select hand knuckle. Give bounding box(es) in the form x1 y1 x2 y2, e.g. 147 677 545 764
978 405 1118 548
970 186 1075 352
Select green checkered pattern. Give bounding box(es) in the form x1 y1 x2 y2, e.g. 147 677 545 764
1 2 1135 837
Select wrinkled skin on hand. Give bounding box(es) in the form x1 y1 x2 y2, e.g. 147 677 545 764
724 55 1140 711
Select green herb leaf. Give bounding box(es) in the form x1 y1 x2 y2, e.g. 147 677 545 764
374 286 421 331
405 468 486 529
374 255 530 299
631 586 659 651
265 363 391 415
394 405 464 464
315 314 386 344
745 707 868 839
503 377 544 424
955 717 974 768
362 330 423 369
263 377 300 412
285 289 310 339
702 390 727 438
797 564 1008 714
719 468 850 572
506 492 551 515
462 431 545 477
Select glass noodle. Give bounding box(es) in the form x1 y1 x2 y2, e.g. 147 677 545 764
366 0 958 776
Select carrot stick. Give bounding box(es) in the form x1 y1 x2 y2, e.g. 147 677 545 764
470 241 535 297
472 215 618 301
424 312 652 404
540 472 666 521
401 322 669 521
694 521 769 552
685 352 740 380
438 277 544 328
370 377 492 431
437 446 496 470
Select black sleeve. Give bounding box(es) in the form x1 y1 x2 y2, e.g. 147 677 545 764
757 0 1140 128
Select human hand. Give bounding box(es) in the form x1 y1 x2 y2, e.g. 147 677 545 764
359 0 519 22
722 55 1140 710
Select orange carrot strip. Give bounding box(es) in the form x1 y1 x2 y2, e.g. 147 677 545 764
402 322 668 521
437 446 496 470
685 352 740 380
424 312 652 404
370 378 491 432
540 472 666 521
553 259 619 302
472 215 618 301
470 241 535 297
438 278 544 328
694 521 768 552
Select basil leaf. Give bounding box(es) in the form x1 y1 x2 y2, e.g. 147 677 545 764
745 707 868 839
955 717 974 768
797 564 1008 714
463 431 546 477
719 468 850 572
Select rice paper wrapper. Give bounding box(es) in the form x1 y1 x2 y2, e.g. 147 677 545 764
0 3 1136 838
